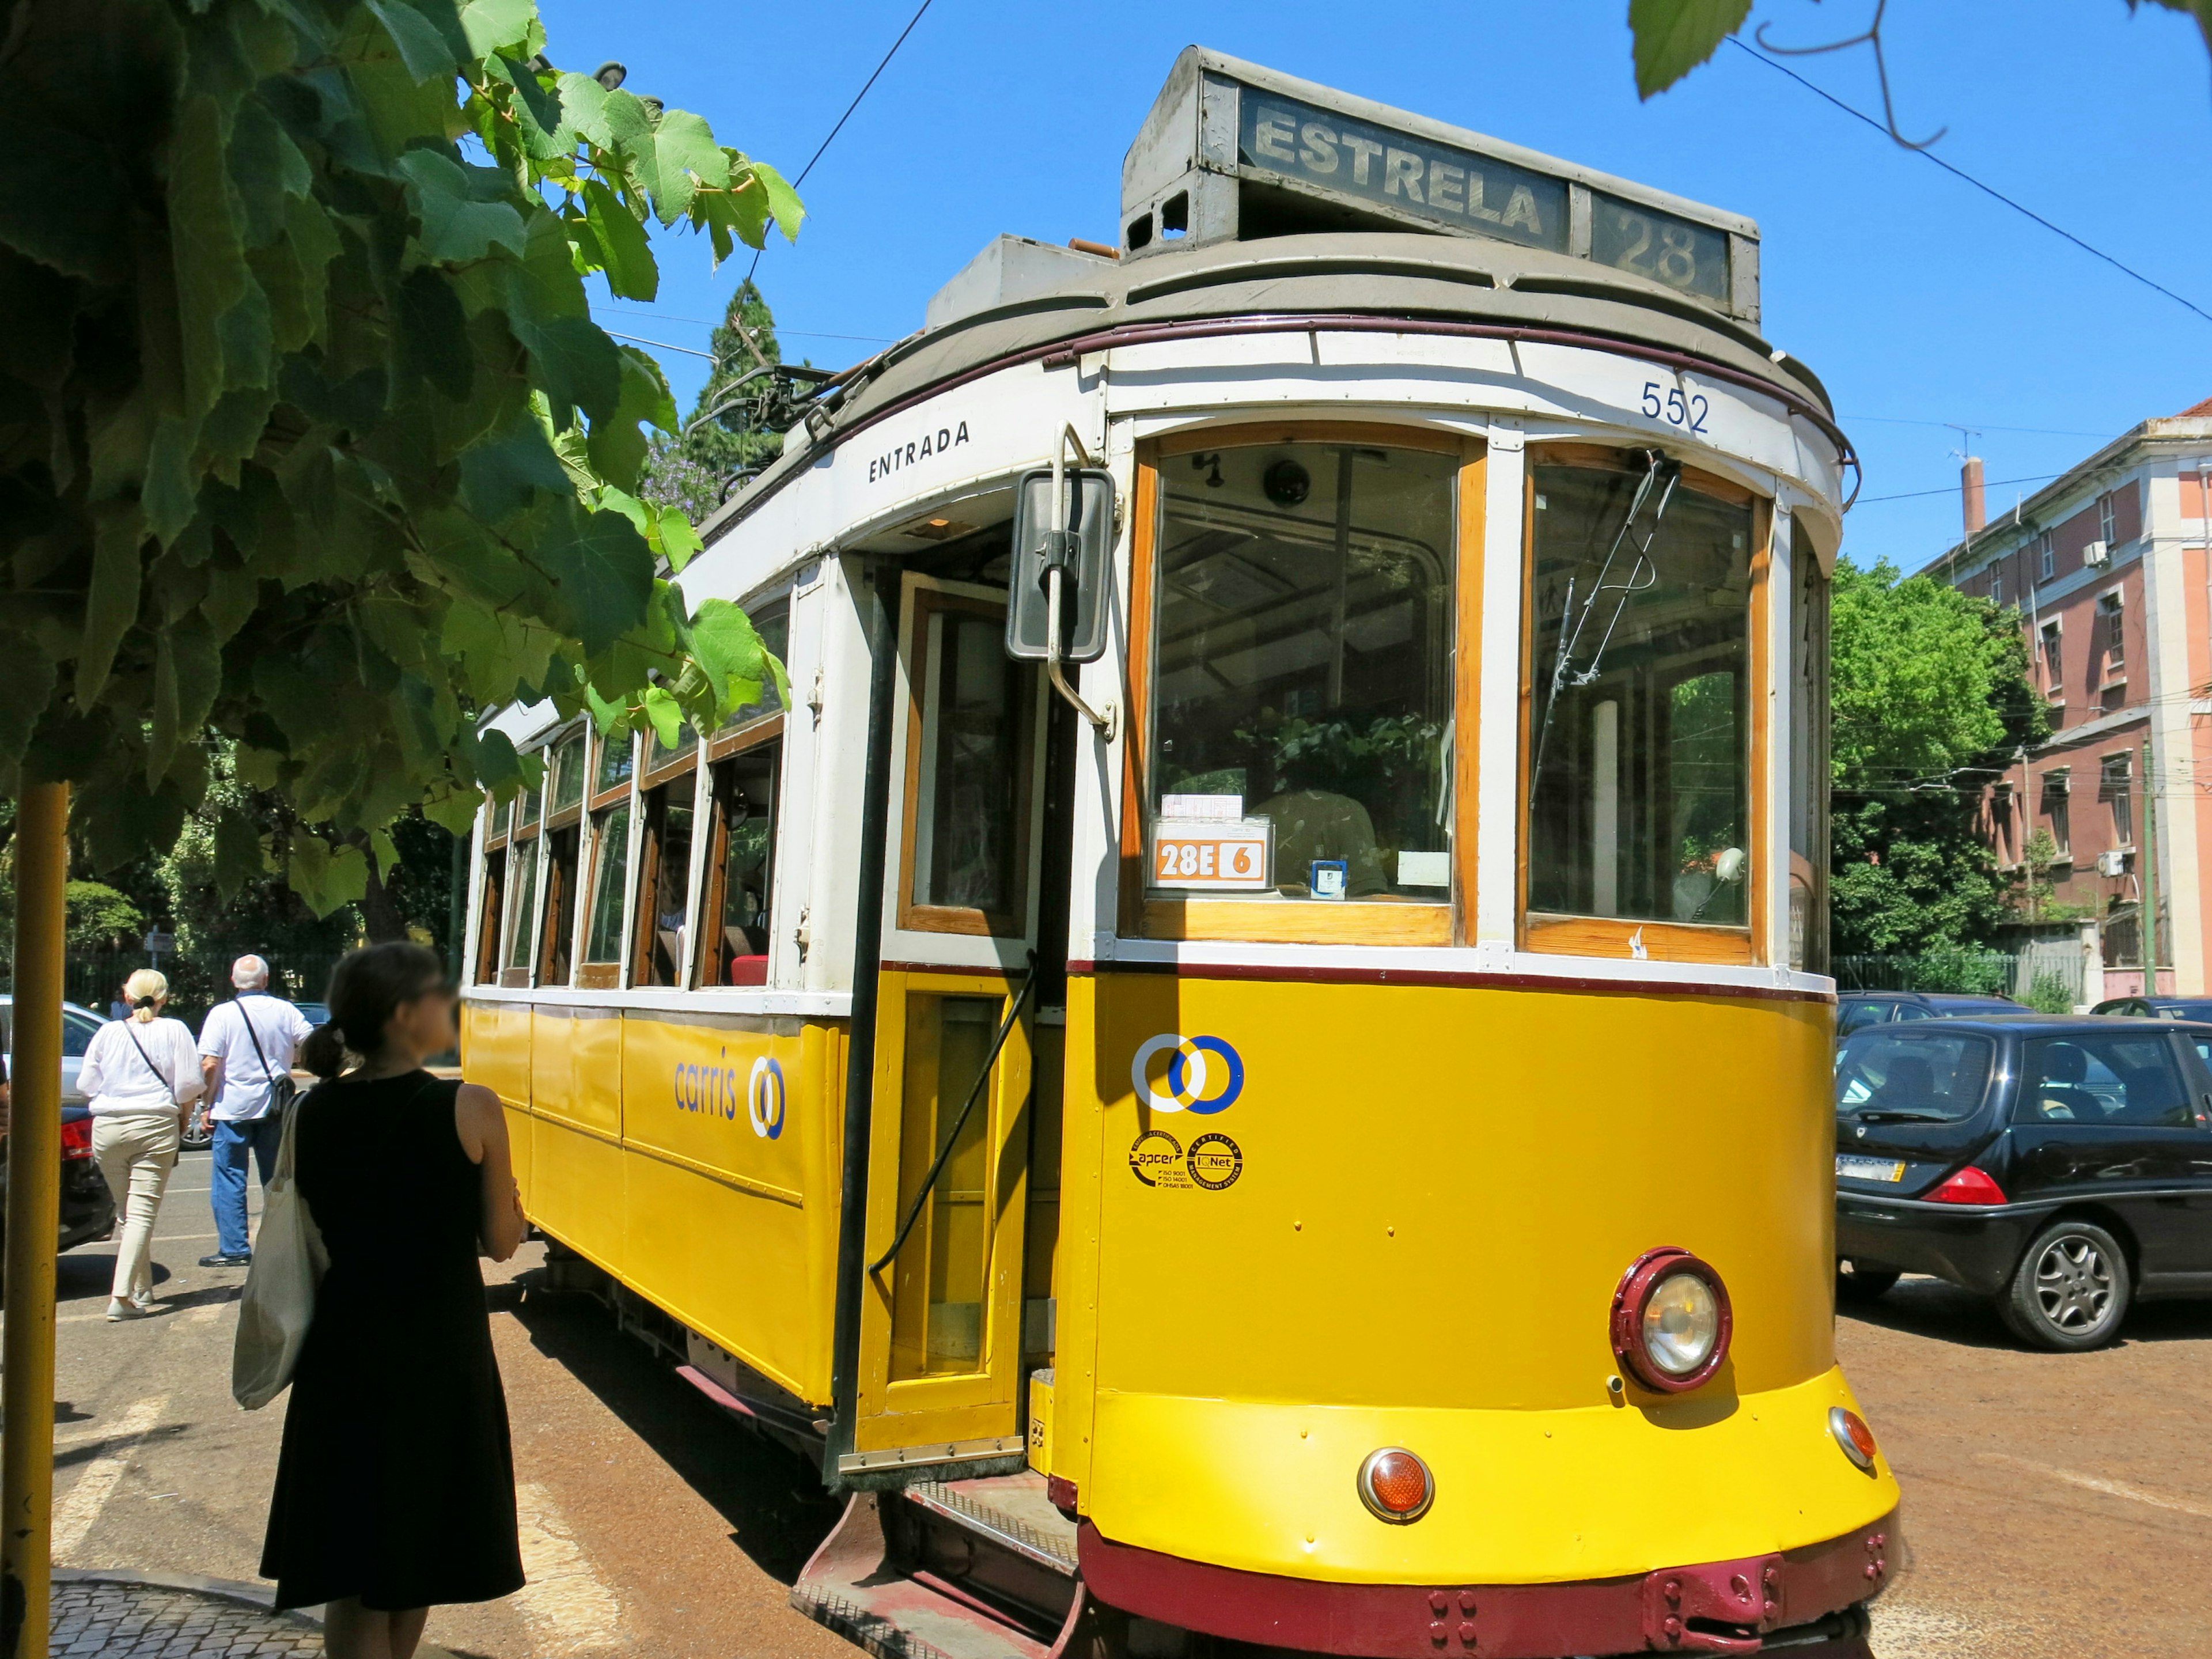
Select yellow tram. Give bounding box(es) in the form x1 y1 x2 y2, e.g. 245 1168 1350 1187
463 49 1897 1659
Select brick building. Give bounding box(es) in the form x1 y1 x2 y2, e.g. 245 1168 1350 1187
1928 397 2212 994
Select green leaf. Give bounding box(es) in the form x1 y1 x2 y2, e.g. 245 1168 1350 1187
147 613 222 786
368 825 400 878
600 90 661 193
658 506 703 573
539 502 654 654
685 597 768 717
457 0 535 57
750 160 805 243
290 833 370 918
581 177 657 301
365 0 461 81
422 781 487 838
490 53 570 161
458 416 571 521
169 93 251 422
397 150 529 265
77 503 146 707
640 684 683 748
647 110 727 223
552 71 612 148
0 642 57 783
1628 0 1752 98
520 313 622 426
585 347 675 493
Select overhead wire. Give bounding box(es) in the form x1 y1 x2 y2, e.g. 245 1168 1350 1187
1728 37 2212 328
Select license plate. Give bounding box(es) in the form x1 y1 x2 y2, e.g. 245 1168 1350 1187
1836 1155 1907 1183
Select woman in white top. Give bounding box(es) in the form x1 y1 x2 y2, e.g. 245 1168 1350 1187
78 969 203 1320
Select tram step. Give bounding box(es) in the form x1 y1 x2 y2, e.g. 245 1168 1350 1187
904 1472 1080 1577
794 1491 1088 1659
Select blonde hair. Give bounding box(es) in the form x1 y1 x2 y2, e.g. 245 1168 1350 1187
124 969 168 1023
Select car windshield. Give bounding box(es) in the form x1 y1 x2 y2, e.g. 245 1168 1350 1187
1836 1030 1996 1123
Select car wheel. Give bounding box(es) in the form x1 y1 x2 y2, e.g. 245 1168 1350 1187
180 1105 212 1153
1999 1220 2131 1351
1835 1260 1902 1303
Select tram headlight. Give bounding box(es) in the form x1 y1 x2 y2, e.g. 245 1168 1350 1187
1356 1448 1434 1523
1610 1248 1733 1393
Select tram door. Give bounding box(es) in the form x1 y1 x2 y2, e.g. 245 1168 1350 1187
849 572 1069 1467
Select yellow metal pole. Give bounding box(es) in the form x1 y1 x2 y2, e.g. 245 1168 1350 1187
3 781 67 1658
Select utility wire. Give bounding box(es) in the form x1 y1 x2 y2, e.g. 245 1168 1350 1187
1857 471 2063 505
742 0 937 290
1729 38 2212 328
1842 415 2124 441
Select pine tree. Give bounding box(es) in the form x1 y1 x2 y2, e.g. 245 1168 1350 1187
641 282 795 521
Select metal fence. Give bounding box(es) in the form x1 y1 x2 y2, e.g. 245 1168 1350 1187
0 948 344 1033
1832 951 2084 1012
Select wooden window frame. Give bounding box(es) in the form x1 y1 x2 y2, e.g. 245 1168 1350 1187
695 721 783 988
546 726 588 832
575 804 633 991
498 824 541 989
535 820 582 988
589 729 637 813
1120 422 1479 947
639 728 699 794
1517 442 1770 967
897 577 1040 940
474 843 507 986
628 773 699 989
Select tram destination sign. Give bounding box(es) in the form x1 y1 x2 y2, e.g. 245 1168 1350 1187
1237 89 1731 306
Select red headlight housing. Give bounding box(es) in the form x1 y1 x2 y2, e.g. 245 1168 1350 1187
1610 1247 1733 1393
1356 1448 1434 1523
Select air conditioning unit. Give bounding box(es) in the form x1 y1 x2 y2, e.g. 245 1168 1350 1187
2084 540 2111 566
2096 849 2130 877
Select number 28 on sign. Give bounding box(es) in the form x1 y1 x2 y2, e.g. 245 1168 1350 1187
1153 822 1272 891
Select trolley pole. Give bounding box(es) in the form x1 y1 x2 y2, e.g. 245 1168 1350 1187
2 780 68 1658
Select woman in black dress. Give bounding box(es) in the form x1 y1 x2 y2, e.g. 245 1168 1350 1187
265 942 527 1659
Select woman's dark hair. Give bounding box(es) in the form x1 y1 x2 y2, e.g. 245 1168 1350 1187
299 942 448 1080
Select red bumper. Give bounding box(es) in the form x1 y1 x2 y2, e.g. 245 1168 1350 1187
1077 1512 1895 1658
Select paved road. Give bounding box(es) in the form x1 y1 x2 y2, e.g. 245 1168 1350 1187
33 1166 2212 1657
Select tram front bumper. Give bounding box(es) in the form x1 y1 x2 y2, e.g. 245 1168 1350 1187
1078 1513 1895 1658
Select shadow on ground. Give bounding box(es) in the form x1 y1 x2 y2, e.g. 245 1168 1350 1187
1840 1272 2212 1351
501 1272 843 1584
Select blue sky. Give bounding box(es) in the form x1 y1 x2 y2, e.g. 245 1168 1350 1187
538 0 2212 570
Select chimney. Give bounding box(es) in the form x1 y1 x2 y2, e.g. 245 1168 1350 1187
1961 454 1986 536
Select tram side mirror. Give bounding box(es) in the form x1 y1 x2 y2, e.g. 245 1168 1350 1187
1005 467 1114 665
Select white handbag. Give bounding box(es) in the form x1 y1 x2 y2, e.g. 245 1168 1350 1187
231 1093 329 1410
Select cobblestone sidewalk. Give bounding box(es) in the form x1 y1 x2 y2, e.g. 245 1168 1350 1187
50 1578 322 1657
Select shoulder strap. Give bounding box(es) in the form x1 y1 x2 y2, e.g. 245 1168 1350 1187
120 1021 171 1093
236 996 282 1086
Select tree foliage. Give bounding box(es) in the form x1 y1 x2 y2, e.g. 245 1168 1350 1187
0 0 800 915
639 281 792 523
1828 558 2049 956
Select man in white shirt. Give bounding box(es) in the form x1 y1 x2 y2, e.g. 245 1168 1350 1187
196 955 315 1267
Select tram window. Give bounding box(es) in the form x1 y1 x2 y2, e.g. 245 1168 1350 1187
904 587 1035 933
721 607 789 733
581 805 632 969
1527 461 1753 929
630 782 695 988
474 843 506 985
502 838 539 977
535 826 579 986
1789 531 1831 974
698 743 779 987
1149 441 1455 900
891 994 1001 1380
548 730 586 817
594 730 634 796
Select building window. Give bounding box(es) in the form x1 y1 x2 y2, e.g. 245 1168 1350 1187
2099 493 2118 547
2041 770 2070 859
1990 785 2014 865
1988 567 2003 608
2040 620 2063 693
2038 531 2054 582
2098 590 2124 673
2102 752 2134 847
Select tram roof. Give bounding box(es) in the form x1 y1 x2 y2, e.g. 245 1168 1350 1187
703 227 1840 545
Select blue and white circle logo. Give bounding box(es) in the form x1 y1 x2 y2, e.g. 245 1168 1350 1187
1130 1034 1244 1115
748 1056 786 1140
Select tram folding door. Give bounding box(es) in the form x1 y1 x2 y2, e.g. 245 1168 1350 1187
850 576 1048 1465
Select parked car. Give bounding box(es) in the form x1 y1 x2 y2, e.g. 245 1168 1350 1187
2091 995 2212 1021
1837 990 2019 1037
0 998 120 1263
1834 1013 2212 1350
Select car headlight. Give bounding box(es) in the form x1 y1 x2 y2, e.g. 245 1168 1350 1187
1611 1247 1733 1392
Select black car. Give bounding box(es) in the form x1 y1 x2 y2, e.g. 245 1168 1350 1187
0 1101 120 1266
2091 995 2212 1021
1837 991 2019 1037
1834 1014 2212 1350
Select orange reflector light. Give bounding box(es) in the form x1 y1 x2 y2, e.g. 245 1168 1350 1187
1929 1165 2006 1205
1829 1407 1878 1472
1357 1448 1434 1522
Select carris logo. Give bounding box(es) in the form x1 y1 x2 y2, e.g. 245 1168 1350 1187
1130 1034 1244 1115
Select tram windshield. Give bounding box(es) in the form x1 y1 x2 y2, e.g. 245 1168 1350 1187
1527 461 1752 927
1150 440 1455 901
